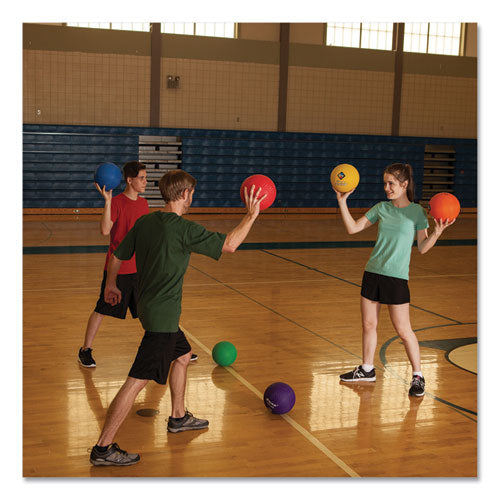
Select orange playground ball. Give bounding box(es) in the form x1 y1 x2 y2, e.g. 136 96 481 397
330 164 360 193
429 192 461 221
240 174 277 210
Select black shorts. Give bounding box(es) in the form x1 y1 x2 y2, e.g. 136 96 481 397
94 270 139 319
128 329 192 385
360 271 410 305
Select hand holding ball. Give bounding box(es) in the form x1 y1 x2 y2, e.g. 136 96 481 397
240 174 276 210
429 192 460 221
330 164 360 193
94 162 122 191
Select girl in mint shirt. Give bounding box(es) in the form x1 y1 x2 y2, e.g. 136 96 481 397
335 163 455 396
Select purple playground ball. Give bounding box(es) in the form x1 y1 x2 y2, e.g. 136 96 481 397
263 382 296 414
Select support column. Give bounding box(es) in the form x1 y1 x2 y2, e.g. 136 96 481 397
277 23 290 132
150 23 161 128
391 23 405 136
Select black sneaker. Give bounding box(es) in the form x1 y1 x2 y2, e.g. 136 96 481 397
167 410 209 433
89 443 140 466
79 347 96 368
409 375 425 397
340 365 376 382
190 353 198 362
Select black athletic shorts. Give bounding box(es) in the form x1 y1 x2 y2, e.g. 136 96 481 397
128 329 192 385
94 270 139 319
360 271 410 305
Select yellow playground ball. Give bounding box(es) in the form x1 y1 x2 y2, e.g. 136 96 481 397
330 163 360 193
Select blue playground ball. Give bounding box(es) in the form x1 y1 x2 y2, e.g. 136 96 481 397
264 382 296 414
94 162 122 191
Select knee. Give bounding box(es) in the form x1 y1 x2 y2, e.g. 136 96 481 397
174 351 191 367
362 319 378 333
125 376 149 395
395 327 414 342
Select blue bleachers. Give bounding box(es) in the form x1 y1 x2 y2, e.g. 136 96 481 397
23 124 477 209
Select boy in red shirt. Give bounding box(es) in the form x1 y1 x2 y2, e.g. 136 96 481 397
78 161 198 367
78 162 150 367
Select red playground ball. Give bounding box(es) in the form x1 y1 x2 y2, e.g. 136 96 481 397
240 174 276 211
264 382 296 414
429 192 461 221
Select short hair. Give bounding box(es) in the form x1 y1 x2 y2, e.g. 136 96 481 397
159 170 197 203
123 161 146 180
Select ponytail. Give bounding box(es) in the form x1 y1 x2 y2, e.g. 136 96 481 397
384 163 415 202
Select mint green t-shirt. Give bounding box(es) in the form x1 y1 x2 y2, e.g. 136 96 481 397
364 202 429 280
114 211 226 332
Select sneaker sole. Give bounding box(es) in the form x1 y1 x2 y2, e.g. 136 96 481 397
78 360 96 368
90 458 139 466
409 391 425 397
167 424 208 433
340 377 376 382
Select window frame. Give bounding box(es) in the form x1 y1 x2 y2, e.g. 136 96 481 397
65 22 238 39
325 22 465 56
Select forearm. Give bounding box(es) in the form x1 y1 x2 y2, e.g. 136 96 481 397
106 254 122 285
418 231 440 254
338 200 358 234
100 201 113 235
223 214 257 253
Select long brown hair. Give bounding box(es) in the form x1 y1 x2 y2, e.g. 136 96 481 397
384 163 415 202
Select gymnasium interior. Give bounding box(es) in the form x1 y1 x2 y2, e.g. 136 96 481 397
17 13 491 495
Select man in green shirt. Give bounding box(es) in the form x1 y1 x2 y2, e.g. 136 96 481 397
89 170 266 466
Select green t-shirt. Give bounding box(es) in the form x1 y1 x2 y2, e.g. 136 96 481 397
114 211 226 332
364 201 429 280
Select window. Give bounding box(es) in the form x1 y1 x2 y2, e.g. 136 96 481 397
161 22 236 38
326 22 463 56
160 23 195 35
66 22 150 32
65 22 236 39
326 23 393 51
326 23 361 48
111 23 150 32
360 23 393 50
404 22 462 55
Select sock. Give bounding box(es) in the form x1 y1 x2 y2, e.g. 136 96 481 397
171 412 186 422
362 364 374 372
413 371 423 378
95 444 109 453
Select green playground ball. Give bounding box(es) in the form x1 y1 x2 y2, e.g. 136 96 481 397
212 341 237 367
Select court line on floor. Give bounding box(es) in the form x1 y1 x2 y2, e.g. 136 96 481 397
189 264 362 360
189 262 476 424
24 273 475 294
22 279 333 293
379 326 478 420
181 324 360 478
22 238 477 255
261 250 465 325
261 250 477 419
23 286 100 292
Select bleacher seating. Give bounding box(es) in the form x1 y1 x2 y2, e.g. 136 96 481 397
23 124 477 209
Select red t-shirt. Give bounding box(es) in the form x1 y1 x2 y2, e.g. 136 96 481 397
104 193 150 274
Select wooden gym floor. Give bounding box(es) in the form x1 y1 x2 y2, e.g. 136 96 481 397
22 214 477 478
